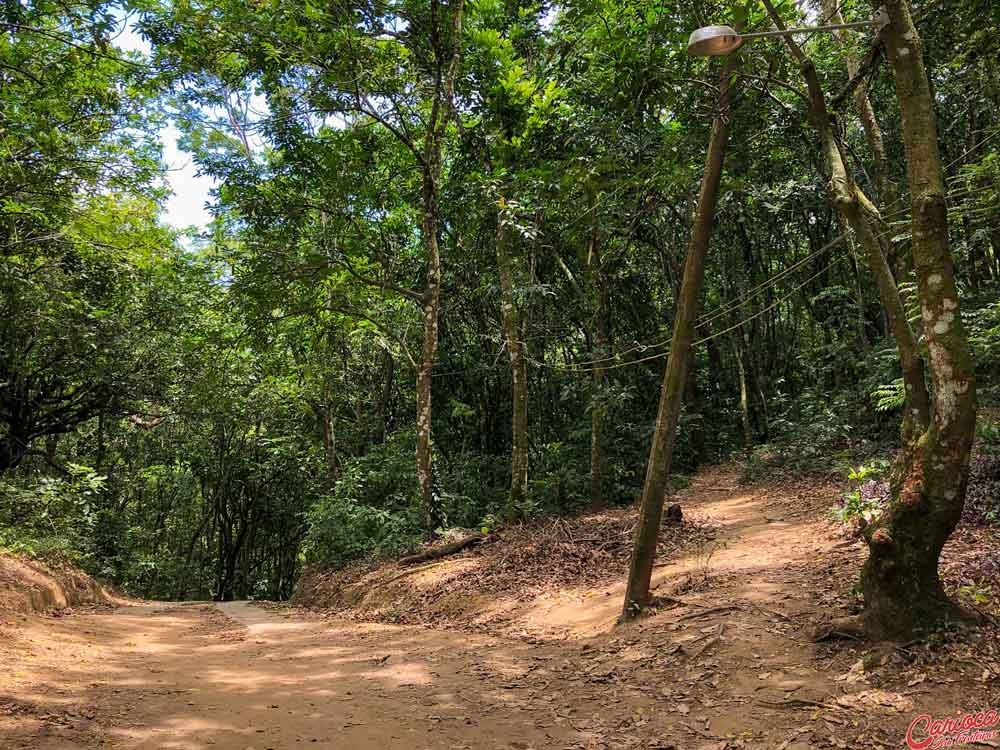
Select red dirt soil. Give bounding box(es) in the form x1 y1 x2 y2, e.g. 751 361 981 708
1 465 998 749
0 553 115 613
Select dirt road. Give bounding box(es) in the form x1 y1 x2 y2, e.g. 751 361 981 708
2 468 996 750
1 598 610 749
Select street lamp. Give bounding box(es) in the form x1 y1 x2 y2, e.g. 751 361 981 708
687 8 888 56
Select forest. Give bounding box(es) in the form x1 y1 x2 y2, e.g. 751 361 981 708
3 0 1000 642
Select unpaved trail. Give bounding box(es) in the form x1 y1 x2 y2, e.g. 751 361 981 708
1 599 599 749
2 467 996 750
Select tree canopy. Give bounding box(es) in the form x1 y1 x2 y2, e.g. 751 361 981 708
2 0 999 635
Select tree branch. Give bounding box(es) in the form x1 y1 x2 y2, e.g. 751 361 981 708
829 42 884 111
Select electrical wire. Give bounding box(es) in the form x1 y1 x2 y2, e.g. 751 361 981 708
522 179 999 373
527 254 847 373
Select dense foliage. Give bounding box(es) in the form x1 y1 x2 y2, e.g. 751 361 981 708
2 0 998 601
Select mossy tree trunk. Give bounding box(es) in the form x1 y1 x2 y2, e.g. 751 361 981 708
415 0 465 536
496 197 530 516
859 0 977 639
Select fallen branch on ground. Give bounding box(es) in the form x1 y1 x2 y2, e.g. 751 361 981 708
398 533 487 566
756 697 842 711
678 605 737 621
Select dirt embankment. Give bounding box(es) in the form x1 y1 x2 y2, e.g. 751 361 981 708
294 502 718 636
283 465 998 749
0 554 114 614
294 464 1000 642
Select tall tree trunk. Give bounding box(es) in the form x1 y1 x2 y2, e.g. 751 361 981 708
734 339 753 460
587 188 610 510
622 52 740 619
414 0 465 536
496 200 529 515
321 380 338 486
858 0 978 639
375 347 394 444
761 0 931 445
416 187 441 535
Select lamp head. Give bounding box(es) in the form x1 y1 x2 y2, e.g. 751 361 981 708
687 25 743 56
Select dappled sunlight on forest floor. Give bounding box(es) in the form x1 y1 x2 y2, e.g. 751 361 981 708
1 466 997 750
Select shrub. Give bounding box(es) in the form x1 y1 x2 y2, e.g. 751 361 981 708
831 460 890 525
301 431 423 565
0 465 107 567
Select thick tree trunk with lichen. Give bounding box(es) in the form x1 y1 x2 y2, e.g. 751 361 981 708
622 53 739 619
496 203 529 516
858 0 977 639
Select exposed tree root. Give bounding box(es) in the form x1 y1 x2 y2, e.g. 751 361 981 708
811 602 984 644
808 615 867 642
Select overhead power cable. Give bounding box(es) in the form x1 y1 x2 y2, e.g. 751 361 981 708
526 254 847 374
523 180 998 373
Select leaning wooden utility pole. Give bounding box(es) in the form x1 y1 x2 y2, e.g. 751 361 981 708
622 51 741 619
